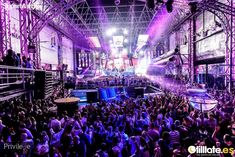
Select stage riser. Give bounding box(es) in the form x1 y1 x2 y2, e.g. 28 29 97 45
71 87 146 102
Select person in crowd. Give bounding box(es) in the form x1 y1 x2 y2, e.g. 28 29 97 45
26 57 33 68
22 56 27 68
15 53 21 67
3 49 16 66
0 76 234 157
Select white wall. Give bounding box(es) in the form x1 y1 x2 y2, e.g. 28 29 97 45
9 8 21 54
62 36 74 72
169 33 176 51
196 32 225 60
39 26 59 65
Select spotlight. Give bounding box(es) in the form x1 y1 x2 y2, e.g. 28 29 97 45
166 0 173 13
146 0 155 10
124 39 128 43
110 43 115 48
106 28 117 36
123 29 128 35
114 0 120 6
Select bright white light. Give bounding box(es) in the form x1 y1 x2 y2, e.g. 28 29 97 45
106 28 117 36
122 48 128 55
89 36 101 48
137 34 149 46
139 50 144 55
124 38 128 43
111 48 118 54
109 40 113 43
110 43 114 48
123 29 128 35
135 54 151 76
113 36 124 47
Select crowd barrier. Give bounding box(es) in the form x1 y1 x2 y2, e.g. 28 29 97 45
0 65 59 101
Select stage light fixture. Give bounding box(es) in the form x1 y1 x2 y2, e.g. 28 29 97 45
106 28 117 36
166 0 173 13
114 0 120 5
123 29 128 35
146 0 155 10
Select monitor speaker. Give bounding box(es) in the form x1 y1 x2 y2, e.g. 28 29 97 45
86 90 98 103
135 87 144 98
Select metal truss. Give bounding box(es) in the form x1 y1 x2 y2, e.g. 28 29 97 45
95 6 109 50
231 0 235 89
27 0 168 54
19 0 31 57
64 1 98 36
57 32 63 66
58 2 157 51
200 0 235 91
30 0 85 41
70 4 156 36
188 18 195 83
150 0 234 89
0 0 11 57
28 0 235 69
25 0 85 67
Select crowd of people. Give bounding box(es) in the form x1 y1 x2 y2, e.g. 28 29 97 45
0 75 234 157
0 49 33 68
76 76 155 89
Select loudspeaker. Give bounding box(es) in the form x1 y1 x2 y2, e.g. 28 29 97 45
86 90 98 103
34 71 46 99
189 2 197 14
135 87 144 98
64 83 75 89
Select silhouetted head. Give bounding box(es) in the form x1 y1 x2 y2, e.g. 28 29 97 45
7 49 13 56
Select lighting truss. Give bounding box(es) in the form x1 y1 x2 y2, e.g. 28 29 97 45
28 0 192 52
0 0 11 57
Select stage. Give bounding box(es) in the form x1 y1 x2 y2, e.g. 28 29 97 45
70 85 163 103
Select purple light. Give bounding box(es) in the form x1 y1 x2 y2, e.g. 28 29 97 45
146 75 187 95
147 5 180 45
92 1 110 52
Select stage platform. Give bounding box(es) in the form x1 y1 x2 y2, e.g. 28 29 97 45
70 86 163 103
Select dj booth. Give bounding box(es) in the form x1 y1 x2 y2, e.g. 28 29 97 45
70 86 145 103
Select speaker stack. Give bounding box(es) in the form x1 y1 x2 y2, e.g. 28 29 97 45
135 87 144 98
86 90 98 103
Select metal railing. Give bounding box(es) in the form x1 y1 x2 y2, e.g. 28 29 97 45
0 65 36 87
0 65 59 101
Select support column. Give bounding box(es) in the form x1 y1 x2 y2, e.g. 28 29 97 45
30 12 40 68
73 44 77 76
57 33 63 66
0 0 11 57
230 0 235 90
224 0 235 91
188 16 196 83
19 0 30 57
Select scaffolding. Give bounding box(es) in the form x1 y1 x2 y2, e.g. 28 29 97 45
0 0 11 57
